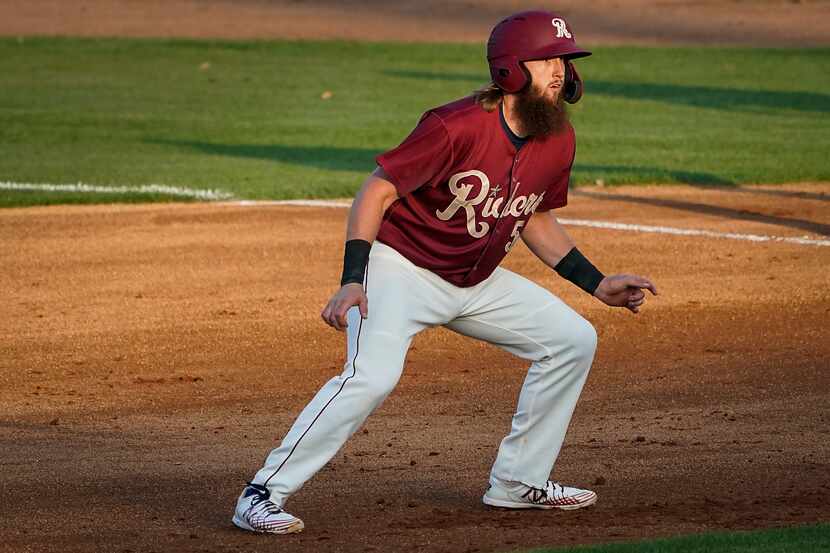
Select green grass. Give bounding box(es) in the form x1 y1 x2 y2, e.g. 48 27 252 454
0 189 204 208
527 524 830 553
1 37 829 206
526 524 830 553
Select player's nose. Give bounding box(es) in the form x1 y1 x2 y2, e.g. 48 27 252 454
551 60 565 83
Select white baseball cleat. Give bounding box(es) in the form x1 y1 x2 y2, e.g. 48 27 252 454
483 479 597 510
232 483 305 534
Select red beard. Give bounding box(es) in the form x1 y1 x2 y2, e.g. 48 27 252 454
514 82 569 137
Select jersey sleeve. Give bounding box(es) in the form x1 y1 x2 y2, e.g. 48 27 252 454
375 113 455 197
535 128 576 212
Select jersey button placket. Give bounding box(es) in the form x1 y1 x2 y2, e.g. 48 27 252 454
464 154 521 282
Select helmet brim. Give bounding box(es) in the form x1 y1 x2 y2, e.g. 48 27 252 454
524 45 592 62
564 49 592 60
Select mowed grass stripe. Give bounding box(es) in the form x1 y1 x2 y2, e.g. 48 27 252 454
1 38 829 207
528 523 830 553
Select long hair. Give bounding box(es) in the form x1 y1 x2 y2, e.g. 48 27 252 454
473 81 503 112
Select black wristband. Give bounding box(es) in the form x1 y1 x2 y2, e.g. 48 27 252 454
554 247 605 295
340 239 372 286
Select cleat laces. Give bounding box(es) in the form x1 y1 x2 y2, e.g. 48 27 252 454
251 495 283 514
521 481 563 504
248 489 284 516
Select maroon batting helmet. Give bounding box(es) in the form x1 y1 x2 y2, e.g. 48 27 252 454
487 11 591 102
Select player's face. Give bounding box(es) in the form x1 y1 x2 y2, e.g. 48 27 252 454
513 58 569 138
523 57 566 103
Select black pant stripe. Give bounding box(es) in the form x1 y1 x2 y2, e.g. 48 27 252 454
262 265 369 487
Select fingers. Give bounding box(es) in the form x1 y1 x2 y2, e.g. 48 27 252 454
632 276 658 296
335 303 352 330
617 274 658 296
625 286 648 313
627 297 644 313
321 288 369 330
320 303 333 326
320 300 348 331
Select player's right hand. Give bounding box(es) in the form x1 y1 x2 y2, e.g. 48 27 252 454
321 283 368 331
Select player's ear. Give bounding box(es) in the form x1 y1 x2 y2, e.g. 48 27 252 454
490 54 530 93
563 60 583 104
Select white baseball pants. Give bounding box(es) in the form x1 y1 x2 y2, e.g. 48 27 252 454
251 241 597 505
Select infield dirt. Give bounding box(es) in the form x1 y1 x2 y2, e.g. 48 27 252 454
2 185 829 553
2 0 830 46
1 2 830 552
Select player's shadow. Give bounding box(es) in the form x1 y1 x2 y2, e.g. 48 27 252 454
384 69 489 84
571 188 830 236
573 163 732 186
151 140 829 214
149 139 378 172
587 80 830 114
383 70 830 114
708 186 830 202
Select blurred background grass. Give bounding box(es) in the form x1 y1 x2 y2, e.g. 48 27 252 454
533 523 830 553
1 38 828 206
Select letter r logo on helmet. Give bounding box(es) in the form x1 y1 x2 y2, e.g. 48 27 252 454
486 10 591 98
551 18 572 39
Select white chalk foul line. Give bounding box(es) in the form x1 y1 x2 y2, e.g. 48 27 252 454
233 199 830 247
558 218 830 247
0 181 235 201
3 184 827 247
234 199 352 208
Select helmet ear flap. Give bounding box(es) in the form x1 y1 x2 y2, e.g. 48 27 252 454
489 55 529 94
563 60 584 104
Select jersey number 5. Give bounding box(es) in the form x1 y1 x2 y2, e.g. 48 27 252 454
505 220 525 252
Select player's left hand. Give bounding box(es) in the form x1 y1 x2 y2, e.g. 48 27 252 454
593 274 658 314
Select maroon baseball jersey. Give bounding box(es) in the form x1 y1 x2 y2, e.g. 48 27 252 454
376 96 575 287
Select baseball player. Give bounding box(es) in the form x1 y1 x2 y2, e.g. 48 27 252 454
233 10 657 534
